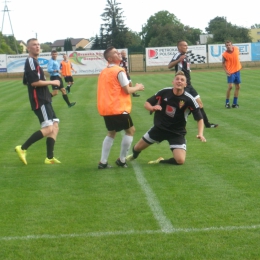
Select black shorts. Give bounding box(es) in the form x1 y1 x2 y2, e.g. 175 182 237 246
185 84 199 99
34 103 59 128
64 76 74 83
103 114 133 132
50 75 64 90
143 126 187 150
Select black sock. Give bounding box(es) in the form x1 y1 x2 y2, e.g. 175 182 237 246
200 108 210 126
159 158 180 165
132 146 141 159
22 130 44 150
46 137 55 159
62 94 70 105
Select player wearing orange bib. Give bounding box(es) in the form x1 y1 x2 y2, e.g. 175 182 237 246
222 41 242 108
60 54 76 94
97 46 144 169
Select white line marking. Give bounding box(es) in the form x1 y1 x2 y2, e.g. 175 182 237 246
132 161 175 233
1 225 260 241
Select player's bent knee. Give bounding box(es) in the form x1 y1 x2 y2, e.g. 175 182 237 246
175 157 185 165
53 124 59 134
41 126 53 137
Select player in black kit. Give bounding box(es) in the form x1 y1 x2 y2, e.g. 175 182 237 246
126 71 206 166
15 38 62 165
119 50 139 97
168 41 218 128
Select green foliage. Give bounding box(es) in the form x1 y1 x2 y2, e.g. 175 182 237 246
91 34 101 50
40 42 52 52
251 23 260 29
206 16 252 43
64 38 73 51
184 26 202 45
1 70 260 259
141 11 202 47
97 0 130 48
124 30 142 51
75 46 85 51
0 32 21 54
0 41 15 54
142 10 181 47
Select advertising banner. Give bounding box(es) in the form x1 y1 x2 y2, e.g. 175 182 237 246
0 54 7 72
208 43 251 63
7 53 65 73
146 45 207 66
66 51 107 75
6 50 120 75
251 42 260 61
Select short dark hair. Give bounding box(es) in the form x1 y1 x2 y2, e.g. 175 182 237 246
27 38 38 46
177 40 185 46
103 46 115 61
225 40 232 44
51 50 58 54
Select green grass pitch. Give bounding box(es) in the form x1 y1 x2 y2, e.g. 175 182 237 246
0 68 260 259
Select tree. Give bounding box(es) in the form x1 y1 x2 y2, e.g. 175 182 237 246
0 32 21 54
64 38 73 51
76 46 85 51
184 26 201 45
124 30 142 52
41 42 52 52
141 11 181 47
251 24 260 29
206 16 251 43
147 23 185 47
141 10 201 47
91 35 101 50
99 0 128 48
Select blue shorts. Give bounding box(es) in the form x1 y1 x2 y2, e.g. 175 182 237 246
227 71 241 84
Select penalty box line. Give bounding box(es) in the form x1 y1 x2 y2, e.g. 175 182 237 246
1 224 260 241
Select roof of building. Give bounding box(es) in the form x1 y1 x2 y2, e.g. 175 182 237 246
52 38 88 47
18 40 26 45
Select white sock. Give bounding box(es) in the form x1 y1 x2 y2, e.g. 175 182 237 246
120 135 133 163
100 136 114 164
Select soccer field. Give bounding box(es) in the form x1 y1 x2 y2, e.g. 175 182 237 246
1 69 260 259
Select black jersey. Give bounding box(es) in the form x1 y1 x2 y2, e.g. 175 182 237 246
169 51 191 85
24 57 51 110
147 88 202 135
119 57 128 72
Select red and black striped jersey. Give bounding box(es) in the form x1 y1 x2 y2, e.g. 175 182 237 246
24 57 51 110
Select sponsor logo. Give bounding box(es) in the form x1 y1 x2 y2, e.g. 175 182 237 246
148 49 158 59
166 105 176 117
179 100 185 109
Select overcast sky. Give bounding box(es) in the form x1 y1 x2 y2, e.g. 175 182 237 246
1 0 258 43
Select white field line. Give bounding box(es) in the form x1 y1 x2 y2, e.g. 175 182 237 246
2 140 260 241
1 224 260 241
131 160 175 233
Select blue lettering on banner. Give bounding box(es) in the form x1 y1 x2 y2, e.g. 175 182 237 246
236 45 248 52
210 44 249 57
38 58 49 66
210 46 226 57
